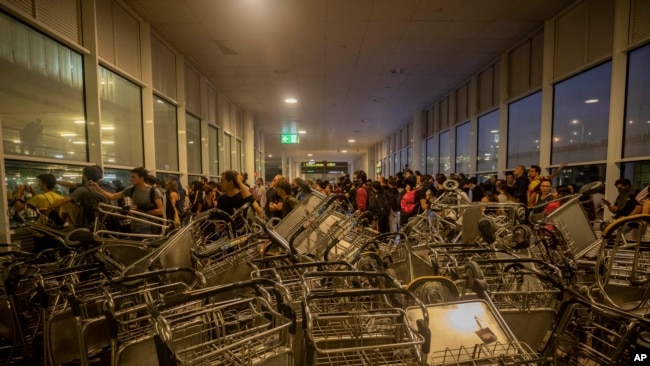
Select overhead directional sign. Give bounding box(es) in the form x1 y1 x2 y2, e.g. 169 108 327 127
280 134 299 144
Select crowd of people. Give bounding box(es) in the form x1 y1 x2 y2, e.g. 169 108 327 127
8 163 650 252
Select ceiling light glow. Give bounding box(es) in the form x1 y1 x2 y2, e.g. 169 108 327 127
341 150 347 153
489 130 498 134
348 139 355 143
298 130 306 134
585 99 599 104
307 153 313 157
285 98 298 103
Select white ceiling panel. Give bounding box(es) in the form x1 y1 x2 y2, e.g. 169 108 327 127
123 0 573 162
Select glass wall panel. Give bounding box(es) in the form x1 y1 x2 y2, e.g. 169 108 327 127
208 125 219 176
0 13 86 162
624 45 650 158
407 146 412 170
186 113 201 174
100 67 143 166
400 149 407 171
508 92 541 168
552 62 611 164
103 168 132 189
621 160 650 190
153 96 178 171
425 137 435 175
236 139 242 172
222 133 232 171
477 110 499 172
393 153 399 174
455 122 471 174
550 164 606 190
439 131 451 175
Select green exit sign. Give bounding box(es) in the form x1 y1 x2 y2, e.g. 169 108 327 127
281 134 299 144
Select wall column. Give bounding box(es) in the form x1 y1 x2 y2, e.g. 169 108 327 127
244 111 255 176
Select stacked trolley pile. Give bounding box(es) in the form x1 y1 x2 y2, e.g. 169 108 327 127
3 182 650 365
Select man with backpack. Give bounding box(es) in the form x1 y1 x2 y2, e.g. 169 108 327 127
90 167 163 234
400 176 426 227
368 181 390 233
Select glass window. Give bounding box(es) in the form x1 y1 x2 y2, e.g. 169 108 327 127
407 146 412 170
222 133 232 171
455 122 471 174
425 137 435 175
552 62 611 164
1 14 86 162
208 125 219 176
235 139 242 172
153 96 178 171
393 153 399 174
508 92 541 168
186 113 201 174
477 110 499 172
621 160 650 190
624 45 650 158
439 131 451 175
550 164 606 190
100 67 143 167
103 168 132 189
400 149 407 171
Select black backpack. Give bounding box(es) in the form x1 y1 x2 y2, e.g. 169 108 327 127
368 188 390 218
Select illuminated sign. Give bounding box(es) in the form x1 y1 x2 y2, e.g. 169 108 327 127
300 161 348 174
280 134 299 144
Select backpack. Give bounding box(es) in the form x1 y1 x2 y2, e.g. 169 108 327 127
75 187 109 228
165 190 189 224
400 189 419 215
385 188 400 212
369 189 390 218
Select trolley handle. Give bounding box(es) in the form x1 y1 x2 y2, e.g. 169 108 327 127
107 266 206 288
275 260 354 272
191 232 261 259
302 270 403 287
151 278 295 331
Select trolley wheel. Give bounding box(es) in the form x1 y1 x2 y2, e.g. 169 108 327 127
464 260 484 292
406 276 460 304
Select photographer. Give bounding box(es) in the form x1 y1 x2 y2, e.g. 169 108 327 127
89 167 163 234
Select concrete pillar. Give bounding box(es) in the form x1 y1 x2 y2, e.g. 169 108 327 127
176 56 188 184
244 111 255 176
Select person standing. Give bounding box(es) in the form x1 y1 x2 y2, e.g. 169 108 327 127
527 164 565 208
603 178 640 219
12 174 63 252
255 178 267 214
512 165 529 206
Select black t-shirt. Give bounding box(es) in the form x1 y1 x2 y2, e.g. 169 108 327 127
614 194 639 219
216 192 253 216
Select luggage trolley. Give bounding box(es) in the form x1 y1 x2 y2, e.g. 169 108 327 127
301 271 431 366
150 278 296 366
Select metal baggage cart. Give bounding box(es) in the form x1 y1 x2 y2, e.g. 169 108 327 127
302 276 431 366
150 278 295 365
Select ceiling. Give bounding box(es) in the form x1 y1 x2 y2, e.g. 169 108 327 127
124 0 572 165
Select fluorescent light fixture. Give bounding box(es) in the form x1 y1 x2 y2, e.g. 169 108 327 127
341 150 348 153
54 154 64 159
298 130 306 134
307 153 313 157
108 159 115 163
309 159 315 162
72 141 86 145
348 139 355 143
585 99 599 104
74 120 85 124
285 98 298 103
60 133 77 137
13 140 20 144
489 130 498 134
188 141 194 144
102 141 114 145
157 99 164 104
101 126 114 130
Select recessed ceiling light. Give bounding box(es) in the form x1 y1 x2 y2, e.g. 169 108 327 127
309 159 315 162
571 120 578 124
298 130 306 134
348 139 355 143
629 120 634 124
285 98 298 103
307 153 313 157
60 133 77 137
101 126 114 130
341 150 348 153
585 99 599 104
74 120 85 124
268 154 272 157
72 141 86 144
489 130 498 134
102 141 114 145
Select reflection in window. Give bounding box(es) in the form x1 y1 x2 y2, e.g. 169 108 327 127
0 13 86 161
100 67 143 167
153 96 178 171
4 161 85 230
400 149 407 171
208 125 219 176
393 153 399 174
439 131 451 175
425 137 435 175
552 62 611 164
508 92 541 168
624 45 650 158
407 146 413 170
103 168 132 189
477 110 499 172
455 122 471 174
186 114 202 174
621 160 650 190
